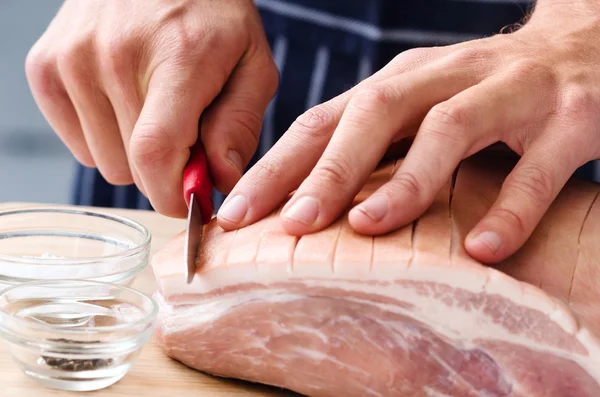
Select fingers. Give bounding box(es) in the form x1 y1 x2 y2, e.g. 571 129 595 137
200 44 279 194
25 45 94 168
58 47 133 186
349 65 552 235
464 131 583 263
129 60 226 217
217 96 348 230
28 0 280 211
462 79 597 263
217 47 447 231
277 58 481 236
97 36 146 194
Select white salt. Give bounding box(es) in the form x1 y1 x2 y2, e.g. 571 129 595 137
22 253 68 260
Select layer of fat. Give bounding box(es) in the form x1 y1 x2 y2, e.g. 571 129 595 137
155 251 574 335
152 237 600 366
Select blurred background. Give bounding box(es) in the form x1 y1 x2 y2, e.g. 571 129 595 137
0 0 72 204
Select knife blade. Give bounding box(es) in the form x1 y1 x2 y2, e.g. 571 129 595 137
183 141 214 284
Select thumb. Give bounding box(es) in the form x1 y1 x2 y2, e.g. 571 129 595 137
201 44 279 194
464 133 582 263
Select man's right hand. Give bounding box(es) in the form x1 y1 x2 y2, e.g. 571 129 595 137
26 0 278 217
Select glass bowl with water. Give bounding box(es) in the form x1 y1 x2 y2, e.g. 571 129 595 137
0 279 157 391
0 207 151 290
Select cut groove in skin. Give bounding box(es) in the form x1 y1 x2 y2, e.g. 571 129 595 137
152 150 600 397
255 209 279 273
568 190 600 303
289 235 299 275
408 219 418 269
448 164 460 265
222 228 239 269
333 216 372 277
293 217 344 277
225 210 267 266
368 236 375 273
330 220 344 275
568 189 600 333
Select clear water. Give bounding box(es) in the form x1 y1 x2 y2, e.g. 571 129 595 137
4 294 149 391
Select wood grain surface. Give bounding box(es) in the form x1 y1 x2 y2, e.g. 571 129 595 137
0 202 299 397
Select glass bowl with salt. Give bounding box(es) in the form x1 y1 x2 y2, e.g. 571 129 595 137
0 279 157 391
0 207 151 290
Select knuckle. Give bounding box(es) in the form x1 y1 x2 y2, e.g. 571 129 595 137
508 163 555 206
76 154 96 169
231 6 255 27
130 126 174 168
392 171 423 198
312 157 354 187
98 35 132 75
559 85 597 118
164 25 206 57
228 107 262 151
388 48 433 72
491 206 527 235
148 195 181 218
252 158 281 182
427 103 471 131
392 47 430 64
508 59 556 89
446 47 490 67
348 86 392 116
508 59 545 79
292 104 337 139
55 39 90 77
174 34 200 54
25 47 56 93
100 166 133 186
233 107 263 136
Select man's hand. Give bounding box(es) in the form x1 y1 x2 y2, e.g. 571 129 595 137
26 0 278 217
217 0 600 264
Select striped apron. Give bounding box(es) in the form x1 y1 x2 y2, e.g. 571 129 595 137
72 0 597 211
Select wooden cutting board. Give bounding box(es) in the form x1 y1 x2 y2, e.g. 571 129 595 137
0 202 300 397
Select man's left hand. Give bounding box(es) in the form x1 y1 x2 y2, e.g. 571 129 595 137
217 0 600 264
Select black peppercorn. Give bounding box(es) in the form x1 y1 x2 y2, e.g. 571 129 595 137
40 338 114 371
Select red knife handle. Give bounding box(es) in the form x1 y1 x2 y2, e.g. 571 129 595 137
183 141 214 223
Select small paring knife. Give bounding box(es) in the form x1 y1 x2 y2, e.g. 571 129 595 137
183 141 214 284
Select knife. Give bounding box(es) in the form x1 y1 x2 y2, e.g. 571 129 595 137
183 141 214 284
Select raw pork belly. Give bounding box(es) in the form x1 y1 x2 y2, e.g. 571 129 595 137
152 152 600 397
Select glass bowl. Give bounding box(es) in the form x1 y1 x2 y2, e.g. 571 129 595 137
0 207 151 289
0 279 157 391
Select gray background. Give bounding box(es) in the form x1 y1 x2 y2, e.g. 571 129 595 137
0 0 73 205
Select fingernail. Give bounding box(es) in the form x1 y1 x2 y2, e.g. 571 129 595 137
355 195 389 222
469 231 502 253
218 194 247 224
283 196 319 225
227 149 244 173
